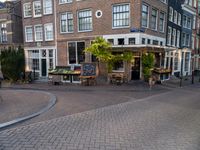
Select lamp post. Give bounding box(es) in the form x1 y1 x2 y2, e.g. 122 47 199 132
180 49 183 87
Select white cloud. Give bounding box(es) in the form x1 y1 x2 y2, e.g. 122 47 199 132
0 0 6 2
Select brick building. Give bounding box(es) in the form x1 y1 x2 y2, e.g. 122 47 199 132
22 0 56 78
0 1 23 49
56 0 168 81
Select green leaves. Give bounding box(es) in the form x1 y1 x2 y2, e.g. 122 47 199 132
142 53 155 80
0 46 25 82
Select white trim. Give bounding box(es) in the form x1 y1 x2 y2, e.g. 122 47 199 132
43 0 53 15
33 1 42 18
34 24 43 42
25 26 33 42
23 3 32 18
77 9 93 32
44 23 54 41
59 0 72 5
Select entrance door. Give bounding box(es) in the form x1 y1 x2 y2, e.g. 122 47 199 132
131 57 140 80
41 59 47 76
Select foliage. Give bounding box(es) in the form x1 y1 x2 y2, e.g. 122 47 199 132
142 53 155 80
85 37 133 73
0 46 25 82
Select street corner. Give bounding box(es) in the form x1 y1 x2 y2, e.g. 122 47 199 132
0 89 56 129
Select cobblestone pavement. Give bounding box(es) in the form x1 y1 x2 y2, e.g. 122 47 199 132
0 90 50 124
1 84 200 150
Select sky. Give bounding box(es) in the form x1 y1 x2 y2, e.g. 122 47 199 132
0 0 6 2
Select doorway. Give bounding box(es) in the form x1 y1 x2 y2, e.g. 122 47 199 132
131 57 140 80
41 59 47 76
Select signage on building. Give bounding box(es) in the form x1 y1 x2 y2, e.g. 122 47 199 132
130 28 145 33
81 63 96 76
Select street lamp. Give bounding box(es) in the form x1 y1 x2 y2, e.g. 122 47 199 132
180 49 183 87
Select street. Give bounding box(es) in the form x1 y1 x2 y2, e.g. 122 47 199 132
0 84 200 150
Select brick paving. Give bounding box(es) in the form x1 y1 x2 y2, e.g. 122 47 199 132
0 84 200 150
0 90 50 124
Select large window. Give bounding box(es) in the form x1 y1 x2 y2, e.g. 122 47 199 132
112 4 130 28
24 3 32 17
33 1 42 17
183 15 187 27
59 0 72 4
68 42 85 64
178 13 181 26
151 8 158 30
142 4 149 28
169 7 173 22
187 17 191 29
34 25 43 41
172 28 176 46
167 26 172 45
44 23 53 41
28 50 39 71
159 12 165 32
78 10 92 31
177 30 180 47
186 34 190 47
25 26 33 42
184 52 190 71
43 0 52 15
174 10 177 24
182 33 186 46
60 12 74 33
174 52 179 71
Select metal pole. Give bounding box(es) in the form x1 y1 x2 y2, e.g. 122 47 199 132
192 57 194 84
180 50 183 87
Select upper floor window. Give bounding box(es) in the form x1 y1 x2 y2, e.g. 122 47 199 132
112 4 130 28
183 15 187 27
60 12 74 33
187 17 191 29
142 4 149 28
78 9 92 32
159 12 165 32
151 8 158 30
43 0 52 15
33 1 42 17
172 28 176 46
24 3 32 18
183 15 191 29
0 24 7 43
160 0 167 3
34 25 43 41
178 13 181 26
167 26 172 45
59 0 72 4
25 26 33 42
44 23 53 41
174 10 177 24
177 30 180 47
169 7 173 22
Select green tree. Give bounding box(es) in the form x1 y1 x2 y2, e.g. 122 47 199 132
0 46 25 82
142 53 155 80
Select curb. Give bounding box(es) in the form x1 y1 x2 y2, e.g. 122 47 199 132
0 90 57 129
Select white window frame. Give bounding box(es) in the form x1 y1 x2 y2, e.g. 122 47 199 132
44 23 54 41
34 24 43 41
159 11 165 32
59 0 72 4
169 7 173 22
151 8 158 30
43 0 52 15
172 28 176 46
178 13 181 26
174 10 177 24
33 1 42 18
141 4 149 28
167 26 172 46
112 3 130 29
25 26 33 42
23 3 32 18
177 30 180 47
60 12 74 33
77 9 92 32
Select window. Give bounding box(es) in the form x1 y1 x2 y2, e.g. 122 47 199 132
118 38 124 45
49 49 54 69
33 1 42 17
147 39 151 44
174 52 179 71
142 38 146 44
192 36 195 49
182 32 186 46
184 52 190 71
187 17 191 29
172 28 176 46
28 50 39 70
43 0 52 15
159 12 165 32
1 29 7 42
142 4 149 28
59 0 72 4
169 7 173 22
112 52 124 71
153 40 159 45
174 10 177 24
129 38 135 45
25 26 33 42
160 41 163 46
160 0 167 3
151 8 158 30
24 3 32 17
34 25 43 41
78 9 92 31
108 39 114 45
193 16 196 29
177 30 180 47
183 15 187 27
167 26 172 45
186 34 190 46
60 12 74 33
68 42 85 64
113 4 130 28
44 23 53 41
178 13 181 25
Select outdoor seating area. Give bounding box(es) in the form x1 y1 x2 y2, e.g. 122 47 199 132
109 72 128 85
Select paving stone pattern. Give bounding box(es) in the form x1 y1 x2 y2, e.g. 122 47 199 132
1 86 200 150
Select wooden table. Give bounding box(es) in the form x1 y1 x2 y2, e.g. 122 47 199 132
79 76 96 86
